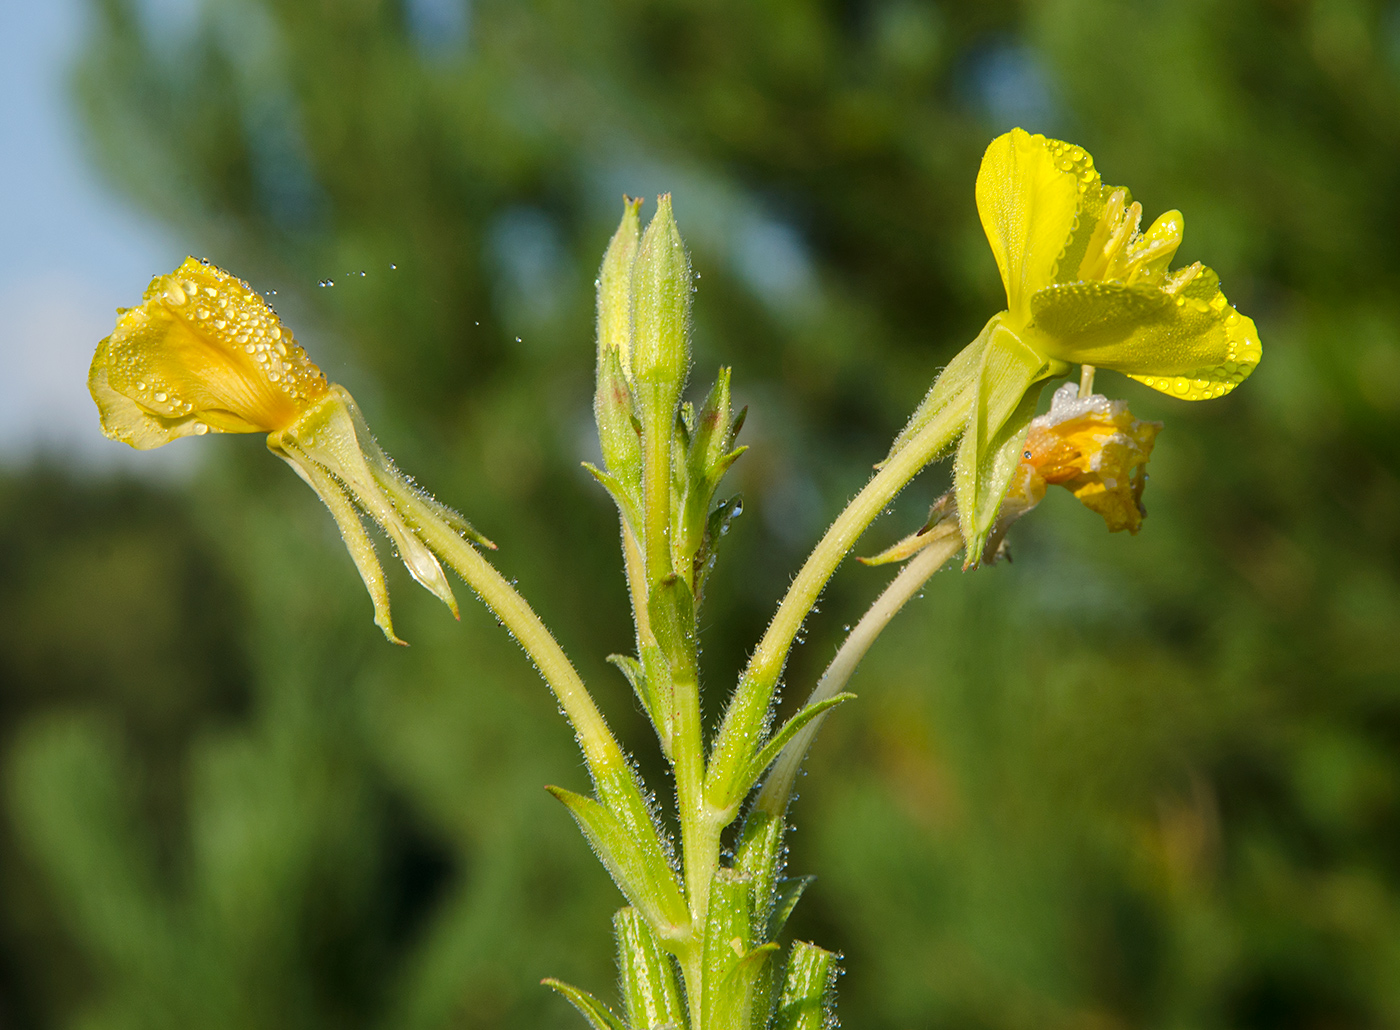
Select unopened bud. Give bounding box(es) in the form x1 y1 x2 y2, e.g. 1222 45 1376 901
598 196 642 372
630 195 691 403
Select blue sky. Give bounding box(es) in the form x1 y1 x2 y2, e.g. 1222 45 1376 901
0 0 184 469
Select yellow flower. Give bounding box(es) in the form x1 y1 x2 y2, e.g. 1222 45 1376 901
1021 383 1162 534
90 258 491 643
977 128 1261 401
887 128 1263 566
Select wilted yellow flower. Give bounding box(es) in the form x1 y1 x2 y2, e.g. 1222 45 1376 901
1021 382 1162 534
866 383 1162 567
978 128 1261 401
90 257 491 643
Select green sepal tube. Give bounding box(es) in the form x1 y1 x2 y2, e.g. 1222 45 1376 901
953 320 1053 565
614 907 686 1030
773 942 839 1030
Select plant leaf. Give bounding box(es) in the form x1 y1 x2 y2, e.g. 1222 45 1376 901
615 907 686 1030
546 786 690 942
768 876 815 940
542 978 628 1030
722 694 856 810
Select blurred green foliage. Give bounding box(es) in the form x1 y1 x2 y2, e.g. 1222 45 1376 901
4 0 1400 1026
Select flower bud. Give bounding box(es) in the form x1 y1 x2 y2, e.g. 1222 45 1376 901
597 196 642 373
629 195 691 404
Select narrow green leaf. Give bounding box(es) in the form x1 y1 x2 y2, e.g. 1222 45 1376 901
606 654 663 741
584 462 642 536
693 492 744 605
767 876 815 941
615 907 686 1030
722 694 856 811
542 978 629 1030
546 786 690 941
734 809 785 940
773 941 839 1030
639 643 675 754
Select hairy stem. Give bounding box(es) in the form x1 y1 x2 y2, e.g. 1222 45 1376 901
707 400 966 801
754 530 962 817
417 523 624 771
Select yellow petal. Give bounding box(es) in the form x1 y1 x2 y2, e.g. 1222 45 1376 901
89 335 215 449
91 258 328 448
976 129 1084 325
1027 270 1261 400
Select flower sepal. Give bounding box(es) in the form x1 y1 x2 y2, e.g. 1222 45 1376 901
953 318 1059 567
268 386 494 643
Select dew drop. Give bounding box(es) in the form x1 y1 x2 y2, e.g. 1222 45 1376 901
193 423 209 435
153 391 168 402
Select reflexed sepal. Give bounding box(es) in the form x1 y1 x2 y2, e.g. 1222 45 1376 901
859 493 961 567
614 907 686 1030
542 979 628 1030
773 941 840 1030
546 785 690 943
269 386 499 641
953 322 1054 566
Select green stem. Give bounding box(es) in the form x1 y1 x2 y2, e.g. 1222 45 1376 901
641 398 676 584
622 522 653 650
416 521 624 772
753 530 962 818
707 400 966 802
